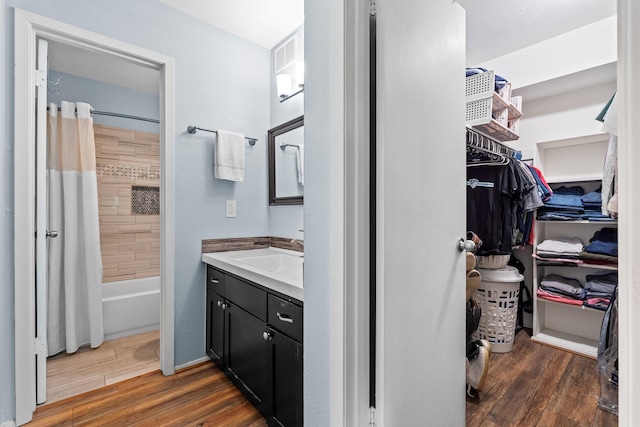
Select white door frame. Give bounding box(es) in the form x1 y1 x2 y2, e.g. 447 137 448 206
337 1 639 426
617 0 639 424
13 9 175 425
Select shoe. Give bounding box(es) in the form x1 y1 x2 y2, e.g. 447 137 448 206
478 339 492 358
466 252 476 272
466 269 481 301
467 346 489 392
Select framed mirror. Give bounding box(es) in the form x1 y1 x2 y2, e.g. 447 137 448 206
268 115 304 205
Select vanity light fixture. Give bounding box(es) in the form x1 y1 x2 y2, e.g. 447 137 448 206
277 61 305 103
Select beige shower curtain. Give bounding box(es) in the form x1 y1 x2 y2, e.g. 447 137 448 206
47 101 104 356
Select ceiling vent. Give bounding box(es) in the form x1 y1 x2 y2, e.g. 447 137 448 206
275 35 298 73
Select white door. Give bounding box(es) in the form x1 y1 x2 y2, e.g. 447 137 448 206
375 1 467 424
35 37 49 405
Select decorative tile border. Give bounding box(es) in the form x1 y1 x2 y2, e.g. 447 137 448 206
97 163 160 180
202 236 303 253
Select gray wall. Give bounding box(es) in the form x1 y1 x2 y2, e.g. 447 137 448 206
1 0 274 421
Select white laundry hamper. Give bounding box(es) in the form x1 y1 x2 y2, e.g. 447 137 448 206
472 266 523 353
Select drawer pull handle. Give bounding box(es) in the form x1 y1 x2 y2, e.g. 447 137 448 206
277 312 294 324
211 279 219 284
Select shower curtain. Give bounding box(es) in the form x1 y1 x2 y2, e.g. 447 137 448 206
47 101 104 356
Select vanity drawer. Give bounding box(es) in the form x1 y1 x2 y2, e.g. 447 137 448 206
207 266 225 295
268 294 303 343
225 275 267 321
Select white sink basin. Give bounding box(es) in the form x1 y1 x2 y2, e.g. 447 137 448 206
235 253 303 272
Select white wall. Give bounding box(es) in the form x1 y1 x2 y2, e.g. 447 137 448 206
1 0 271 421
0 2 12 423
302 0 332 424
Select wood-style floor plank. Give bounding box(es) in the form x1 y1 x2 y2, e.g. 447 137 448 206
467 329 619 427
45 330 160 404
32 362 266 427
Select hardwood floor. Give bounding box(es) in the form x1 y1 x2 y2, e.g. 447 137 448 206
38 328 617 426
46 330 161 404
31 361 266 427
467 329 619 427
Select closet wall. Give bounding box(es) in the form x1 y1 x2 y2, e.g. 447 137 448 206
472 17 617 328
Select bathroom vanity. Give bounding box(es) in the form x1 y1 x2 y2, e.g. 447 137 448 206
202 248 303 427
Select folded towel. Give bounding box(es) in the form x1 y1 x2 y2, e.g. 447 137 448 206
296 144 304 185
215 130 245 182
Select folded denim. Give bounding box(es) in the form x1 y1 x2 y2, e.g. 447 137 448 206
581 191 602 204
585 240 618 256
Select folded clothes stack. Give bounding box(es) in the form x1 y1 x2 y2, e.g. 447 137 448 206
538 271 615 311
536 186 615 221
580 227 618 267
538 273 585 305
583 271 617 310
534 237 584 265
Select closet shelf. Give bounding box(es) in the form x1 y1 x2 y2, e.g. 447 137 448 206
536 219 618 225
535 261 618 270
491 92 522 119
536 297 610 313
470 119 519 142
531 329 599 359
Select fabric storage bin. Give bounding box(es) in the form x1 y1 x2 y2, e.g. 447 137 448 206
472 266 523 353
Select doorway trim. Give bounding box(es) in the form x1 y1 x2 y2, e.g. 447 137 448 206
13 8 175 425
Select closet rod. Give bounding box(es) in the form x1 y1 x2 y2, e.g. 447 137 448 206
466 127 517 158
187 125 258 146
47 106 159 124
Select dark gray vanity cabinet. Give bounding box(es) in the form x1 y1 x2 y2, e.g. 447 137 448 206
205 265 303 427
206 267 225 367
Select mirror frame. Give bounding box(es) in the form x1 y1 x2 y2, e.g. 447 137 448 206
268 115 304 205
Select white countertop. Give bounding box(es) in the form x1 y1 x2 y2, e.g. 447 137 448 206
202 247 304 302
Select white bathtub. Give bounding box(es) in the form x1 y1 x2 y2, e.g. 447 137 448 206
102 276 160 341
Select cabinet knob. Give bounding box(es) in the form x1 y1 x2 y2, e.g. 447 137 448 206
217 300 222 307
457 238 476 252
263 331 273 341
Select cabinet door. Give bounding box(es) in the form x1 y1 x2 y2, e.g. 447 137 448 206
270 328 303 427
225 303 270 413
206 289 225 366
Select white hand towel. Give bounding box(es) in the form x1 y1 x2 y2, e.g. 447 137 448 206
296 144 304 185
215 130 245 182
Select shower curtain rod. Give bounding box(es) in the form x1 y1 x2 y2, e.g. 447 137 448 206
47 106 159 124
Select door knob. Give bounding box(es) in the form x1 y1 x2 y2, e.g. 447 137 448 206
457 238 476 252
46 230 58 238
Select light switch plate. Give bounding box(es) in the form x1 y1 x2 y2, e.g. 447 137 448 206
225 200 237 218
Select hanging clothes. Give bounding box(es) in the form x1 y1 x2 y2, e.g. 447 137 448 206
47 101 104 356
466 135 541 255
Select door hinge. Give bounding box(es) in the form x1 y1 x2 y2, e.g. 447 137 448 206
369 0 376 16
34 69 46 88
369 406 377 426
35 336 47 356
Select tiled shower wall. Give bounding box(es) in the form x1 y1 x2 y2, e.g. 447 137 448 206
94 124 160 283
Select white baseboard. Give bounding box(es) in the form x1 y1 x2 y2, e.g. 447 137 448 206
174 356 210 372
1 420 17 427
